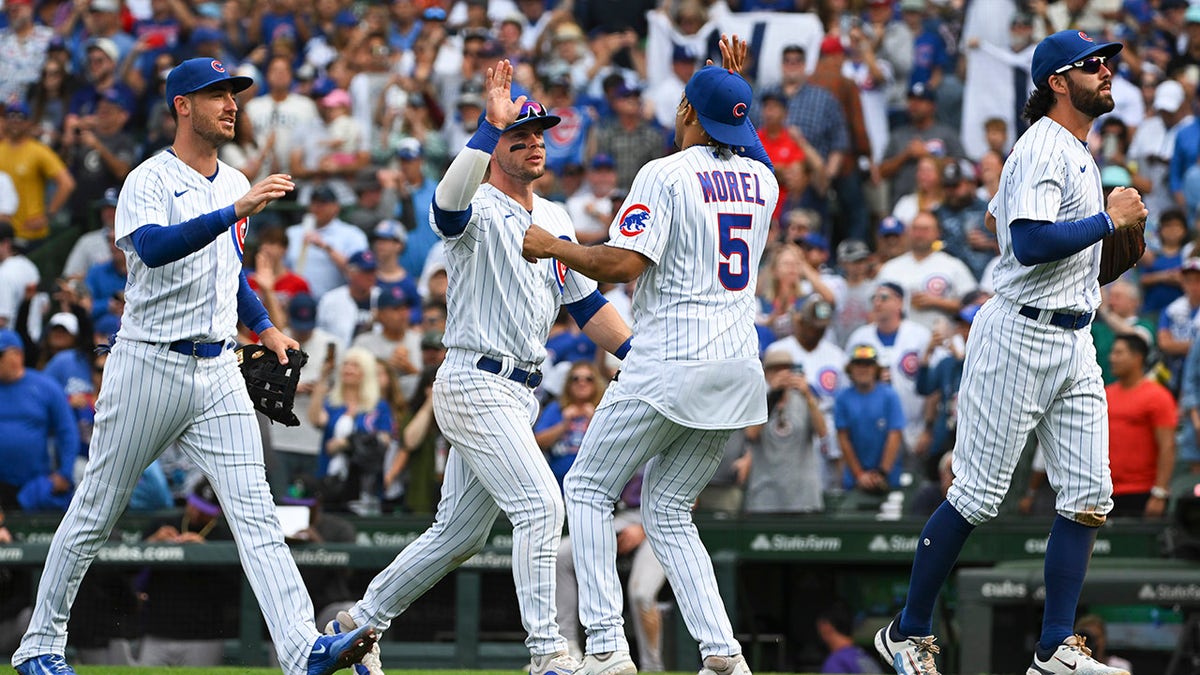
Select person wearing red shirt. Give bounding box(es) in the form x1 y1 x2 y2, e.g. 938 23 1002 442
247 225 311 329
758 92 825 226
1106 333 1177 519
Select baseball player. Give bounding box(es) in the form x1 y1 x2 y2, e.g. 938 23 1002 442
522 36 777 675
875 32 1145 675
323 60 632 675
12 59 377 675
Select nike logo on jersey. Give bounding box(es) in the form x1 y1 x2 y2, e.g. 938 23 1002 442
175 189 190 197
1079 166 1086 173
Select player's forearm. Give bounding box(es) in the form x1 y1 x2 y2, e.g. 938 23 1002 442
579 303 632 357
546 238 647 283
237 271 273 335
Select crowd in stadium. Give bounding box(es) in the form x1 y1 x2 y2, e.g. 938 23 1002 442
0 0 1198 671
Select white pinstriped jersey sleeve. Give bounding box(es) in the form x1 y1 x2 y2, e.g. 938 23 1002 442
988 116 1103 313
432 184 597 365
114 151 250 344
604 146 779 428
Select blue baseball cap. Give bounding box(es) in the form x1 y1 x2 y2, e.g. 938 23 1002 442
288 293 317 331
0 329 23 351
801 232 829 251
958 304 981 324
99 87 133 110
878 216 905 236
502 99 560 134
590 153 615 170
376 285 413 309
1030 30 1122 88
165 57 254 111
684 66 757 148
6 100 29 118
347 249 377 272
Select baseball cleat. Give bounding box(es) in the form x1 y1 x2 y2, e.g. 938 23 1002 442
14 655 76 675
307 622 377 675
1026 635 1130 675
875 616 941 675
529 650 580 675
698 654 751 675
325 611 385 675
575 651 637 675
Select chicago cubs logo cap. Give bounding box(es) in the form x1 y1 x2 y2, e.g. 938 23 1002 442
1030 30 1122 87
684 65 758 148
165 57 254 111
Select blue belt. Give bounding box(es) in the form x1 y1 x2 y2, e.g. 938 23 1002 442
476 356 543 388
1018 305 1093 330
169 339 230 358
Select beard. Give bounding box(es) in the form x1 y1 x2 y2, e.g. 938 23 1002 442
496 153 545 183
193 112 235 148
1066 75 1115 118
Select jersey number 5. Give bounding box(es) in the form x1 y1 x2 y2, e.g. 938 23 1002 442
718 213 752 291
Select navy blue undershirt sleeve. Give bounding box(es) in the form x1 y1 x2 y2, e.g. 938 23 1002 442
466 120 502 153
734 119 773 172
237 271 273 335
130 205 239 267
566 289 608 328
432 201 473 237
1010 213 1113 266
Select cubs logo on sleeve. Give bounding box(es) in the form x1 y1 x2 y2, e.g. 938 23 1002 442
618 204 651 237
231 217 248 261
553 234 570 292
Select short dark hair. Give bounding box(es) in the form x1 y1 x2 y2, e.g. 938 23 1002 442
817 602 855 636
0 222 12 243
782 44 806 60
1114 333 1149 361
1022 85 1055 124
1161 208 1188 228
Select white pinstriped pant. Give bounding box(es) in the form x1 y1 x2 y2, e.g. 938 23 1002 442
565 391 741 659
13 339 320 674
947 296 1113 525
348 349 568 656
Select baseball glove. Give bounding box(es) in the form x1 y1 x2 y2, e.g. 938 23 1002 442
1097 220 1146 286
235 345 308 426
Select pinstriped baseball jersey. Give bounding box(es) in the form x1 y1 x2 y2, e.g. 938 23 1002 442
988 116 1104 313
432 183 596 365
114 151 250 343
605 146 779 428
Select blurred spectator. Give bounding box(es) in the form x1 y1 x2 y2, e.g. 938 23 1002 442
1074 615 1134 674
976 149 1003 203
62 190 117 279
647 44 697 130
695 428 750 516
0 329 78 511
1107 334 1177 519
380 89 449 173
835 343 904 495
0 224 37 329
390 139 440 279
1140 208 1187 318
768 45 849 204
353 283 421 398
902 0 950 90
1092 280 1156 385
566 153 618 245
371 219 422 309
816 602 882 674
845 21 894 170
62 87 135 222
877 210 977 330
291 88 369 203
758 243 836 339
743 350 827 514
935 160 995 281
962 12 1034 153
67 37 133 119
318 249 380 349
248 225 312 327
1128 80 1191 221
26 58 77 154
386 366 445 514
139 479 237 667
592 83 665 190
811 34 872 242
244 55 320 176
758 91 825 223
890 155 943 226
83 225 126 323
875 215 907 263
879 82 964 210
915 304 975 477
0 101 76 243
308 347 394 511
1031 0 1107 40
862 0 913 113
220 108 275 184
1156 256 1200 391
541 71 593 175
343 173 396 234
444 84 485 156
830 239 876 349
846 281 931 451
284 183 369 299
534 360 605 488
0 0 55 105
908 450 954 518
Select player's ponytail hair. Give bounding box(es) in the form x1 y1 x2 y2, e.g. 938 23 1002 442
1022 85 1055 124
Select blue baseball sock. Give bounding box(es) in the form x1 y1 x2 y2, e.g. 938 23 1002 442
1037 515 1098 659
898 500 975 637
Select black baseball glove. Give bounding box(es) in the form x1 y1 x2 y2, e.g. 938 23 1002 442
1097 220 1146 286
235 345 308 426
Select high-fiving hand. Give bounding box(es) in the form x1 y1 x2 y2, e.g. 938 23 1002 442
484 59 527 130
705 34 749 76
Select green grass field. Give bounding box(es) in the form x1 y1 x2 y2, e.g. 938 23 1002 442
69 670 815 675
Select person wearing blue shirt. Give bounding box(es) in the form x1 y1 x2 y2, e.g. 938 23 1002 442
393 142 439 279
834 344 905 492
84 228 127 322
915 305 975 478
0 330 79 511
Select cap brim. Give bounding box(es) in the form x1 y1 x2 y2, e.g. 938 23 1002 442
695 112 758 148
503 114 562 133
189 75 255 97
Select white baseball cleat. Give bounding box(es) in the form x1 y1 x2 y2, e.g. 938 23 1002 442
530 650 580 675
1026 635 1130 675
575 651 637 675
698 654 752 675
324 610 385 675
875 616 941 675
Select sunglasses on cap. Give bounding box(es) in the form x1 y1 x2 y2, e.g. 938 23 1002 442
1054 55 1108 76
515 100 549 123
